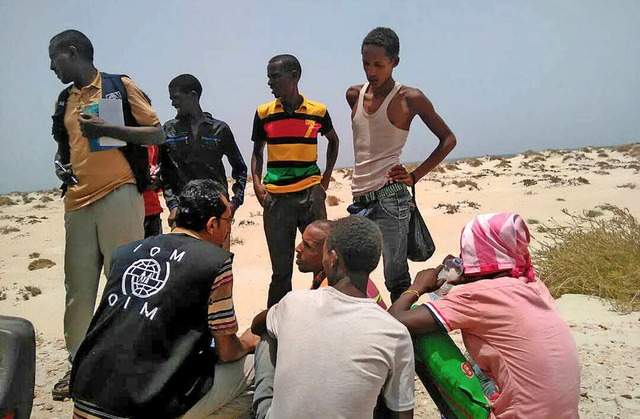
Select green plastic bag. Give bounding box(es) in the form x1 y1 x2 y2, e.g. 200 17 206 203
414 330 490 419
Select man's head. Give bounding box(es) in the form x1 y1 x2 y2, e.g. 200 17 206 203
323 217 382 292
168 74 203 118
361 27 400 88
267 54 301 99
175 179 232 246
295 220 333 273
48 30 94 84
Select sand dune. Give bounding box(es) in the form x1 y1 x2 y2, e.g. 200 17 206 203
1 144 638 418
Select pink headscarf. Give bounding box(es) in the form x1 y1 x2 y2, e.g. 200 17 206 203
459 213 536 282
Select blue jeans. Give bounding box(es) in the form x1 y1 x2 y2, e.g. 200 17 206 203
358 188 412 302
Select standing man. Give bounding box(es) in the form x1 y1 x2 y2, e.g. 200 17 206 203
161 74 247 250
251 217 414 418
346 27 457 301
251 54 340 307
71 180 258 418
48 29 165 399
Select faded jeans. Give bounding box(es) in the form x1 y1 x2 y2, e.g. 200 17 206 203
263 184 327 307
360 188 412 302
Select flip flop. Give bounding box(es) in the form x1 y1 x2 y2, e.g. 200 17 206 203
51 370 71 401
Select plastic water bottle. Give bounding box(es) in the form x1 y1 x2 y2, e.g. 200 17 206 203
463 350 500 401
429 257 463 300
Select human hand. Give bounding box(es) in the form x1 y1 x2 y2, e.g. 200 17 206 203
386 164 414 186
78 113 110 138
239 327 260 352
254 184 267 207
168 208 177 230
410 265 445 295
54 160 78 185
320 173 331 191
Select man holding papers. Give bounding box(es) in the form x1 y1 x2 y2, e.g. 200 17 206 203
48 29 165 401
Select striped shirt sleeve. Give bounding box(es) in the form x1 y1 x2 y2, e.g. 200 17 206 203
208 257 238 336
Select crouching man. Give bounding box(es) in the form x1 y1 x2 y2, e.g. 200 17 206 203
70 179 258 419
252 217 414 418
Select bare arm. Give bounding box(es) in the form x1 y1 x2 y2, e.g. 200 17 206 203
387 89 456 185
251 140 268 206
251 309 269 336
387 266 445 335
345 85 363 117
321 129 339 190
214 328 259 363
79 114 165 145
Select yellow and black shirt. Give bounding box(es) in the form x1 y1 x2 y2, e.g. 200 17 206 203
251 95 333 193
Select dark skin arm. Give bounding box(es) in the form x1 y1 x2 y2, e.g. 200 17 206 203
387 265 446 335
78 114 165 145
251 309 269 336
387 89 456 186
251 140 268 207
321 128 340 190
214 328 259 363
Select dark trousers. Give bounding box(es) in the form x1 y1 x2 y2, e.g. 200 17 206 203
144 213 162 238
263 184 327 307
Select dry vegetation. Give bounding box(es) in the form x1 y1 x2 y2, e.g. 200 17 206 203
326 195 341 206
451 179 480 190
27 258 56 271
0 196 17 206
534 206 640 313
0 226 20 234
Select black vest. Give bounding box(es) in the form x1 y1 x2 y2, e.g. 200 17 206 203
70 234 232 418
51 72 151 194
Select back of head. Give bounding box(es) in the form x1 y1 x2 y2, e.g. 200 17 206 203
327 217 382 278
269 54 302 78
361 27 400 59
169 74 203 98
175 179 226 232
50 29 94 61
460 212 535 281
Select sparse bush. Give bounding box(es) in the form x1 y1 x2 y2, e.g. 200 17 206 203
33 204 47 209
0 196 17 206
461 200 480 209
556 198 566 202
527 219 540 225
575 177 589 185
452 180 479 190
585 210 603 218
326 195 341 206
444 163 460 171
24 285 42 297
530 156 546 163
465 158 483 167
523 150 544 158
533 207 640 313
522 179 537 187
238 219 256 227
230 237 244 246
27 258 56 271
430 165 445 174
617 183 636 189
40 195 54 202
20 193 34 204
434 203 460 214
0 226 20 234
29 252 40 258
495 160 511 169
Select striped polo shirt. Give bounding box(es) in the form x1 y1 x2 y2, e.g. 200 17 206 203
251 94 334 193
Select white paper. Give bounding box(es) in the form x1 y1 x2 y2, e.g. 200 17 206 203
98 98 126 147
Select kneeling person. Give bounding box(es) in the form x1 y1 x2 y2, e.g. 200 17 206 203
252 217 414 418
71 179 258 419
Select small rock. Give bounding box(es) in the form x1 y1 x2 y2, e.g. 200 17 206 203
44 403 53 410
619 394 632 399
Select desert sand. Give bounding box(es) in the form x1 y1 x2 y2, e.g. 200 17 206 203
1 145 639 418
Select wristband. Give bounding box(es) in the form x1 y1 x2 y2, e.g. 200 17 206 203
401 289 421 299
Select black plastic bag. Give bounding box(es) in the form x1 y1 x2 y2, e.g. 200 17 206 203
407 182 436 261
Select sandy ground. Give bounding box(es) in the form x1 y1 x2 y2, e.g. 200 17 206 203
1 145 639 418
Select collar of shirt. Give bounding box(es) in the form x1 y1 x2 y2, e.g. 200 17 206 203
69 69 101 96
274 94 309 112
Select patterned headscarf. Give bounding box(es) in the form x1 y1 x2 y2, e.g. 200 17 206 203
459 213 536 282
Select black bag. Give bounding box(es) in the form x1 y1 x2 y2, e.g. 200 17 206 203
407 182 436 261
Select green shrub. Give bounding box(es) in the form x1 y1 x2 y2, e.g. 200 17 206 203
533 207 640 313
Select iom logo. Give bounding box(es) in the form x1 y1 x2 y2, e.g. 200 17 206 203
122 258 170 298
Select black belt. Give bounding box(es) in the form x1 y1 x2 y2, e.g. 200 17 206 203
353 182 406 205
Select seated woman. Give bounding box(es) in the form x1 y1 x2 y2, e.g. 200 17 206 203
389 213 580 418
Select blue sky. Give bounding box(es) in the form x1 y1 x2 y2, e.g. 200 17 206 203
0 0 638 193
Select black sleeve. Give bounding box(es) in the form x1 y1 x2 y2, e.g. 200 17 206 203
220 123 247 207
250 111 266 142
320 109 334 136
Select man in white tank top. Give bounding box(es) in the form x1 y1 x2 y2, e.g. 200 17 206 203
346 27 457 301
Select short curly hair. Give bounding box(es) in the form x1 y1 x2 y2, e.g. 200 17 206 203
169 74 203 98
175 180 227 232
327 216 382 276
269 54 302 78
361 27 400 59
50 29 94 61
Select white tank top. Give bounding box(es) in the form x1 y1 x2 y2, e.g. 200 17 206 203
351 82 409 196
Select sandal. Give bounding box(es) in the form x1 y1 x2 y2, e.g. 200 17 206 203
52 370 71 401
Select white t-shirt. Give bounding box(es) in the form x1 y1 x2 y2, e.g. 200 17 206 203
266 287 415 418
